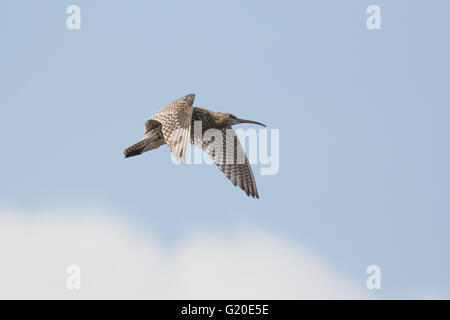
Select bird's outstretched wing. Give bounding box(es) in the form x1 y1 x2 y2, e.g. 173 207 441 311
193 126 259 198
148 94 194 162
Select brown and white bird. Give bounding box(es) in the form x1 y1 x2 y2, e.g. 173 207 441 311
123 94 266 198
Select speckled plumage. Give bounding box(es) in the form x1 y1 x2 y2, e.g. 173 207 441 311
123 94 265 198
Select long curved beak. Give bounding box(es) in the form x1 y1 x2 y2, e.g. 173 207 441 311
236 118 266 127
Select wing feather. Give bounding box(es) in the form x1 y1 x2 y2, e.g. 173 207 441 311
148 94 194 163
193 126 260 198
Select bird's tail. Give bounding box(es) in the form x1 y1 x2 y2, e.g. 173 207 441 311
123 130 164 158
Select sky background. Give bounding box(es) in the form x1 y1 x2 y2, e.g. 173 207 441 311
1 0 449 298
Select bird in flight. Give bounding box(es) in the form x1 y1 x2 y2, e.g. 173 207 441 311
123 94 266 198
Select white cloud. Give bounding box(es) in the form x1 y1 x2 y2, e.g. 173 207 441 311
0 207 366 299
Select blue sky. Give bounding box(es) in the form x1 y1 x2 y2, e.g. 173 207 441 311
1 0 449 298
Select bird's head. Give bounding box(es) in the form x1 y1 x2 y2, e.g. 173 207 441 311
218 113 266 128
